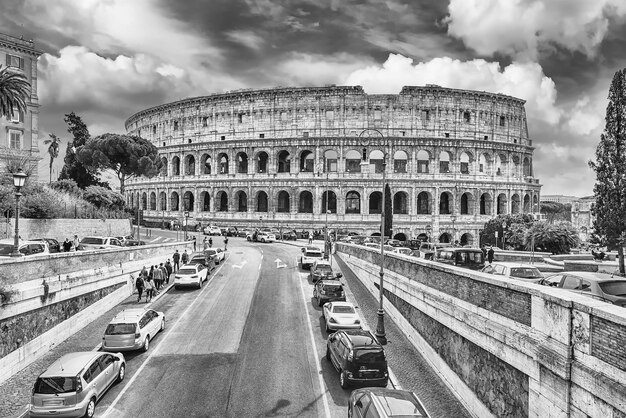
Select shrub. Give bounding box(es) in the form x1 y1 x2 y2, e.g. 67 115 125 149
83 186 125 210
50 179 81 195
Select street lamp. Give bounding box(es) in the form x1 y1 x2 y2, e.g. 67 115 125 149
358 128 387 345
11 168 27 257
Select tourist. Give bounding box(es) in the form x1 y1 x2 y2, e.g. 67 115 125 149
172 250 180 272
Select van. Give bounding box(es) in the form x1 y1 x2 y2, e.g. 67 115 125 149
434 248 485 270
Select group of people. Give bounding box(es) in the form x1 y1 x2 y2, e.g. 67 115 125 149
481 246 496 264
61 235 81 252
134 260 174 303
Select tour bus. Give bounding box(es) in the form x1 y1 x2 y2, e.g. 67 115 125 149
434 248 485 270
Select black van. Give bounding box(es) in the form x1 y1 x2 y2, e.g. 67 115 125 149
434 248 485 270
326 330 388 388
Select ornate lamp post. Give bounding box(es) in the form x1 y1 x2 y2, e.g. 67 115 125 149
359 128 387 345
11 168 27 257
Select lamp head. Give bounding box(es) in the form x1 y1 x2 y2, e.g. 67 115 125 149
13 168 27 189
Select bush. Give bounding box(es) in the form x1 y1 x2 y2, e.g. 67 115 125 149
21 190 65 219
50 179 81 195
525 221 580 254
83 186 125 210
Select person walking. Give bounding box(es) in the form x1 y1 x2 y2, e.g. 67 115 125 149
181 250 189 265
487 246 495 264
72 234 80 251
63 238 72 252
159 263 168 287
208 237 213 247
153 265 162 291
135 274 145 303
308 230 313 245
224 236 229 251
144 275 154 302
203 237 209 250
173 250 180 272
164 260 173 284
193 236 197 252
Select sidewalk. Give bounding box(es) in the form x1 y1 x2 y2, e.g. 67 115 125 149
0 278 176 418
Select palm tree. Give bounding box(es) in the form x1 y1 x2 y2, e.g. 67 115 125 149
44 133 61 183
0 65 30 119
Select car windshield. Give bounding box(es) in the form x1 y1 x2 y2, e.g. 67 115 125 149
317 265 332 274
105 323 136 335
205 250 216 255
354 348 385 364
378 391 428 417
332 306 355 314
81 237 104 245
0 244 14 256
178 268 196 275
456 252 484 264
34 377 77 394
306 251 322 257
510 268 542 278
323 284 343 292
599 281 626 296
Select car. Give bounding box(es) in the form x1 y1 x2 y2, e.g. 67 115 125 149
393 247 413 256
314 279 346 307
115 235 134 244
29 351 126 418
418 242 451 260
322 301 361 332
257 231 275 243
237 229 251 238
539 272 626 307
384 239 403 247
203 225 222 236
300 246 324 269
480 262 543 283
32 238 61 253
174 263 208 289
225 226 238 237
79 236 124 251
348 388 432 418
310 260 342 283
204 247 225 264
281 230 298 241
102 308 165 352
0 238 49 258
435 248 485 270
122 239 146 247
326 329 388 389
364 242 379 249
189 252 216 271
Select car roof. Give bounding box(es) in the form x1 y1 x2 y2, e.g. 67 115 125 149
319 279 342 285
342 329 380 347
328 301 354 309
111 308 149 323
353 388 424 415
553 271 626 282
314 260 331 266
490 262 539 268
40 352 101 377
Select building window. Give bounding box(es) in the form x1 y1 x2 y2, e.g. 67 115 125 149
259 133 265 139
326 110 334 120
374 110 382 120
6 54 25 69
173 121 179 131
444 133 450 138
417 161 429 173
422 110 430 121
221 135 226 140
280 111 287 121
153 125 157 135
439 161 449 173
9 107 23 123
461 162 469 174
8 130 22 149
464 111 471 123
500 116 506 127
202 117 208 127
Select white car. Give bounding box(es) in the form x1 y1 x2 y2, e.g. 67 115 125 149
322 301 362 333
204 247 225 264
102 308 165 352
79 236 124 251
203 225 222 236
257 231 275 243
0 239 49 258
393 247 413 255
174 264 208 289
300 246 324 269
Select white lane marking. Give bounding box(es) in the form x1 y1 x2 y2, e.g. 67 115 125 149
101 254 230 417
298 270 332 418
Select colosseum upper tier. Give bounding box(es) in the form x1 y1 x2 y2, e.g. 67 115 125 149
125 85 541 244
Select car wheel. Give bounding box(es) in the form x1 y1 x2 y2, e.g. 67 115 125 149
174 285 180 290
116 364 126 383
160 319 165 331
326 346 331 361
340 370 349 389
247 237 251 241
84 397 96 418
261 238 266 243
142 336 150 352
197 279 202 289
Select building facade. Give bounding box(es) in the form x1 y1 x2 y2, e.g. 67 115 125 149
0 32 42 180
125 85 541 244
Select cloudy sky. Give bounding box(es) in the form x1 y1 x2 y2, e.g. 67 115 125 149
3 0 626 196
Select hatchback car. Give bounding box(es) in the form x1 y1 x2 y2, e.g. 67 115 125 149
480 262 543 283
102 308 165 352
326 330 388 389
33 238 61 253
204 247 225 264
314 279 346 306
323 301 361 332
301 246 324 269
29 351 126 418
540 272 626 307
393 247 413 256
189 252 216 272
310 260 340 283
174 264 208 289
0 239 49 259
203 225 222 236
256 231 276 243
348 388 431 418
79 236 123 251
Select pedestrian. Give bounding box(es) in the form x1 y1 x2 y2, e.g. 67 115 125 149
182 249 189 265
203 237 209 250
63 238 72 252
173 250 180 272
144 275 154 302
159 263 168 287
135 274 145 303
164 259 173 283
193 236 197 251
224 236 229 251
153 264 162 291
208 237 213 247
72 234 80 251
308 230 313 245
487 246 495 264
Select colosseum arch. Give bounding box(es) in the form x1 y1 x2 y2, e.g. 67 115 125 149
460 232 474 246
511 193 521 214
497 193 507 214
172 156 181 176
523 157 531 177
183 191 194 211
369 150 384 173
495 154 506 176
277 150 291 173
277 190 290 212
533 195 539 211
321 190 337 213
141 192 147 210
323 150 338 172
439 151 451 173
199 191 210 211
346 191 361 214
170 191 180 211
160 157 168 176
460 192 474 215
201 153 212 174
216 190 228 211
439 232 452 243
439 191 453 215
416 150 430 173
298 191 313 213
149 192 157 210
256 191 268 212
299 150 314 173
460 152 471 174
393 191 408 214
256 151 269 173
416 191 431 214
218 153 229 174
369 191 382 214
235 190 248 212
345 150 362 173
393 150 408 173
235 152 248 174
480 192 492 215
478 154 490 174
184 155 196 176
523 194 531 212
159 192 167 211
130 194 134 208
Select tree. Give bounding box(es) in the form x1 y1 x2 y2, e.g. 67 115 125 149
589 68 626 274
58 112 103 189
540 201 572 223
76 133 161 194
82 185 125 210
43 133 61 184
479 214 535 249
384 183 392 238
525 222 580 254
0 65 30 119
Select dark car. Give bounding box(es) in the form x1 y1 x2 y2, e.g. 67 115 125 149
281 230 298 241
313 279 346 306
348 388 431 418
435 248 485 270
225 226 238 237
540 272 626 307
33 238 60 253
122 240 146 247
189 252 216 272
326 329 388 389
310 260 342 283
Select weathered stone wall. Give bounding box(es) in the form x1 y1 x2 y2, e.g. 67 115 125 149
337 243 626 418
1 218 132 242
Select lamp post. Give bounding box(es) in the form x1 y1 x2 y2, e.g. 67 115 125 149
324 157 331 264
184 211 190 241
502 221 507 249
358 128 387 345
11 168 27 257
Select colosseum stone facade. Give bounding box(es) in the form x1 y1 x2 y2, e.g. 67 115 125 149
125 85 541 244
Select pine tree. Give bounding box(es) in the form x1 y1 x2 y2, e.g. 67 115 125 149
589 68 626 274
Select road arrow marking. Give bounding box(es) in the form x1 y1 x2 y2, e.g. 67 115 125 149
275 258 286 268
232 260 248 269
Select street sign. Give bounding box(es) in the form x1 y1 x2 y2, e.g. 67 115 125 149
184 211 190 218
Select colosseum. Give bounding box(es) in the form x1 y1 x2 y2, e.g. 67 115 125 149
124 85 541 244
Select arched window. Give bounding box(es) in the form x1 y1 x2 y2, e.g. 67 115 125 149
369 191 382 214
346 191 361 214
257 191 268 212
523 157 531 177
183 191 194 211
201 191 210 212
439 233 451 243
159 192 167 211
218 153 229 174
130 194 134 208
300 150 314 172
345 150 362 173
511 194 521 214
257 152 268 173
324 150 338 172
201 154 212 174
172 156 180 176
321 191 337 214
298 191 313 213
236 191 247 212
277 191 290 212
393 192 408 214
439 192 451 215
170 192 179 211
480 193 491 215
369 150 384 173
417 192 430 214
277 150 291 173
523 194 531 213
417 150 430 173
495 154 504 176
149 192 156 210
460 152 470 174
439 151 451 173
160 157 168 176
141 193 147 210
185 155 195 175
460 233 473 246
237 152 248 174
393 150 408 173
479 154 489 174
497 193 507 214
460 192 473 215
217 191 228 212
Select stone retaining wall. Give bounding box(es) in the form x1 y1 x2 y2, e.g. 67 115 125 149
2 218 132 242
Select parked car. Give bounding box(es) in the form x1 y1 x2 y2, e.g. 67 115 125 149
203 225 222 236
393 247 413 256
256 231 275 243
174 263 208 289
32 238 60 253
480 262 543 283
224 226 238 237
122 239 145 247
310 259 342 283
322 301 361 332
326 329 388 389
102 308 165 352
314 279 346 306
348 388 431 418
281 230 298 241
79 236 123 251
29 351 126 418
115 235 134 244
189 252 216 272
539 272 626 307
300 246 324 269
384 239 402 247
237 229 251 238
0 239 49 258
204 247 225 264
435 248 485 270
418 242 451 260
